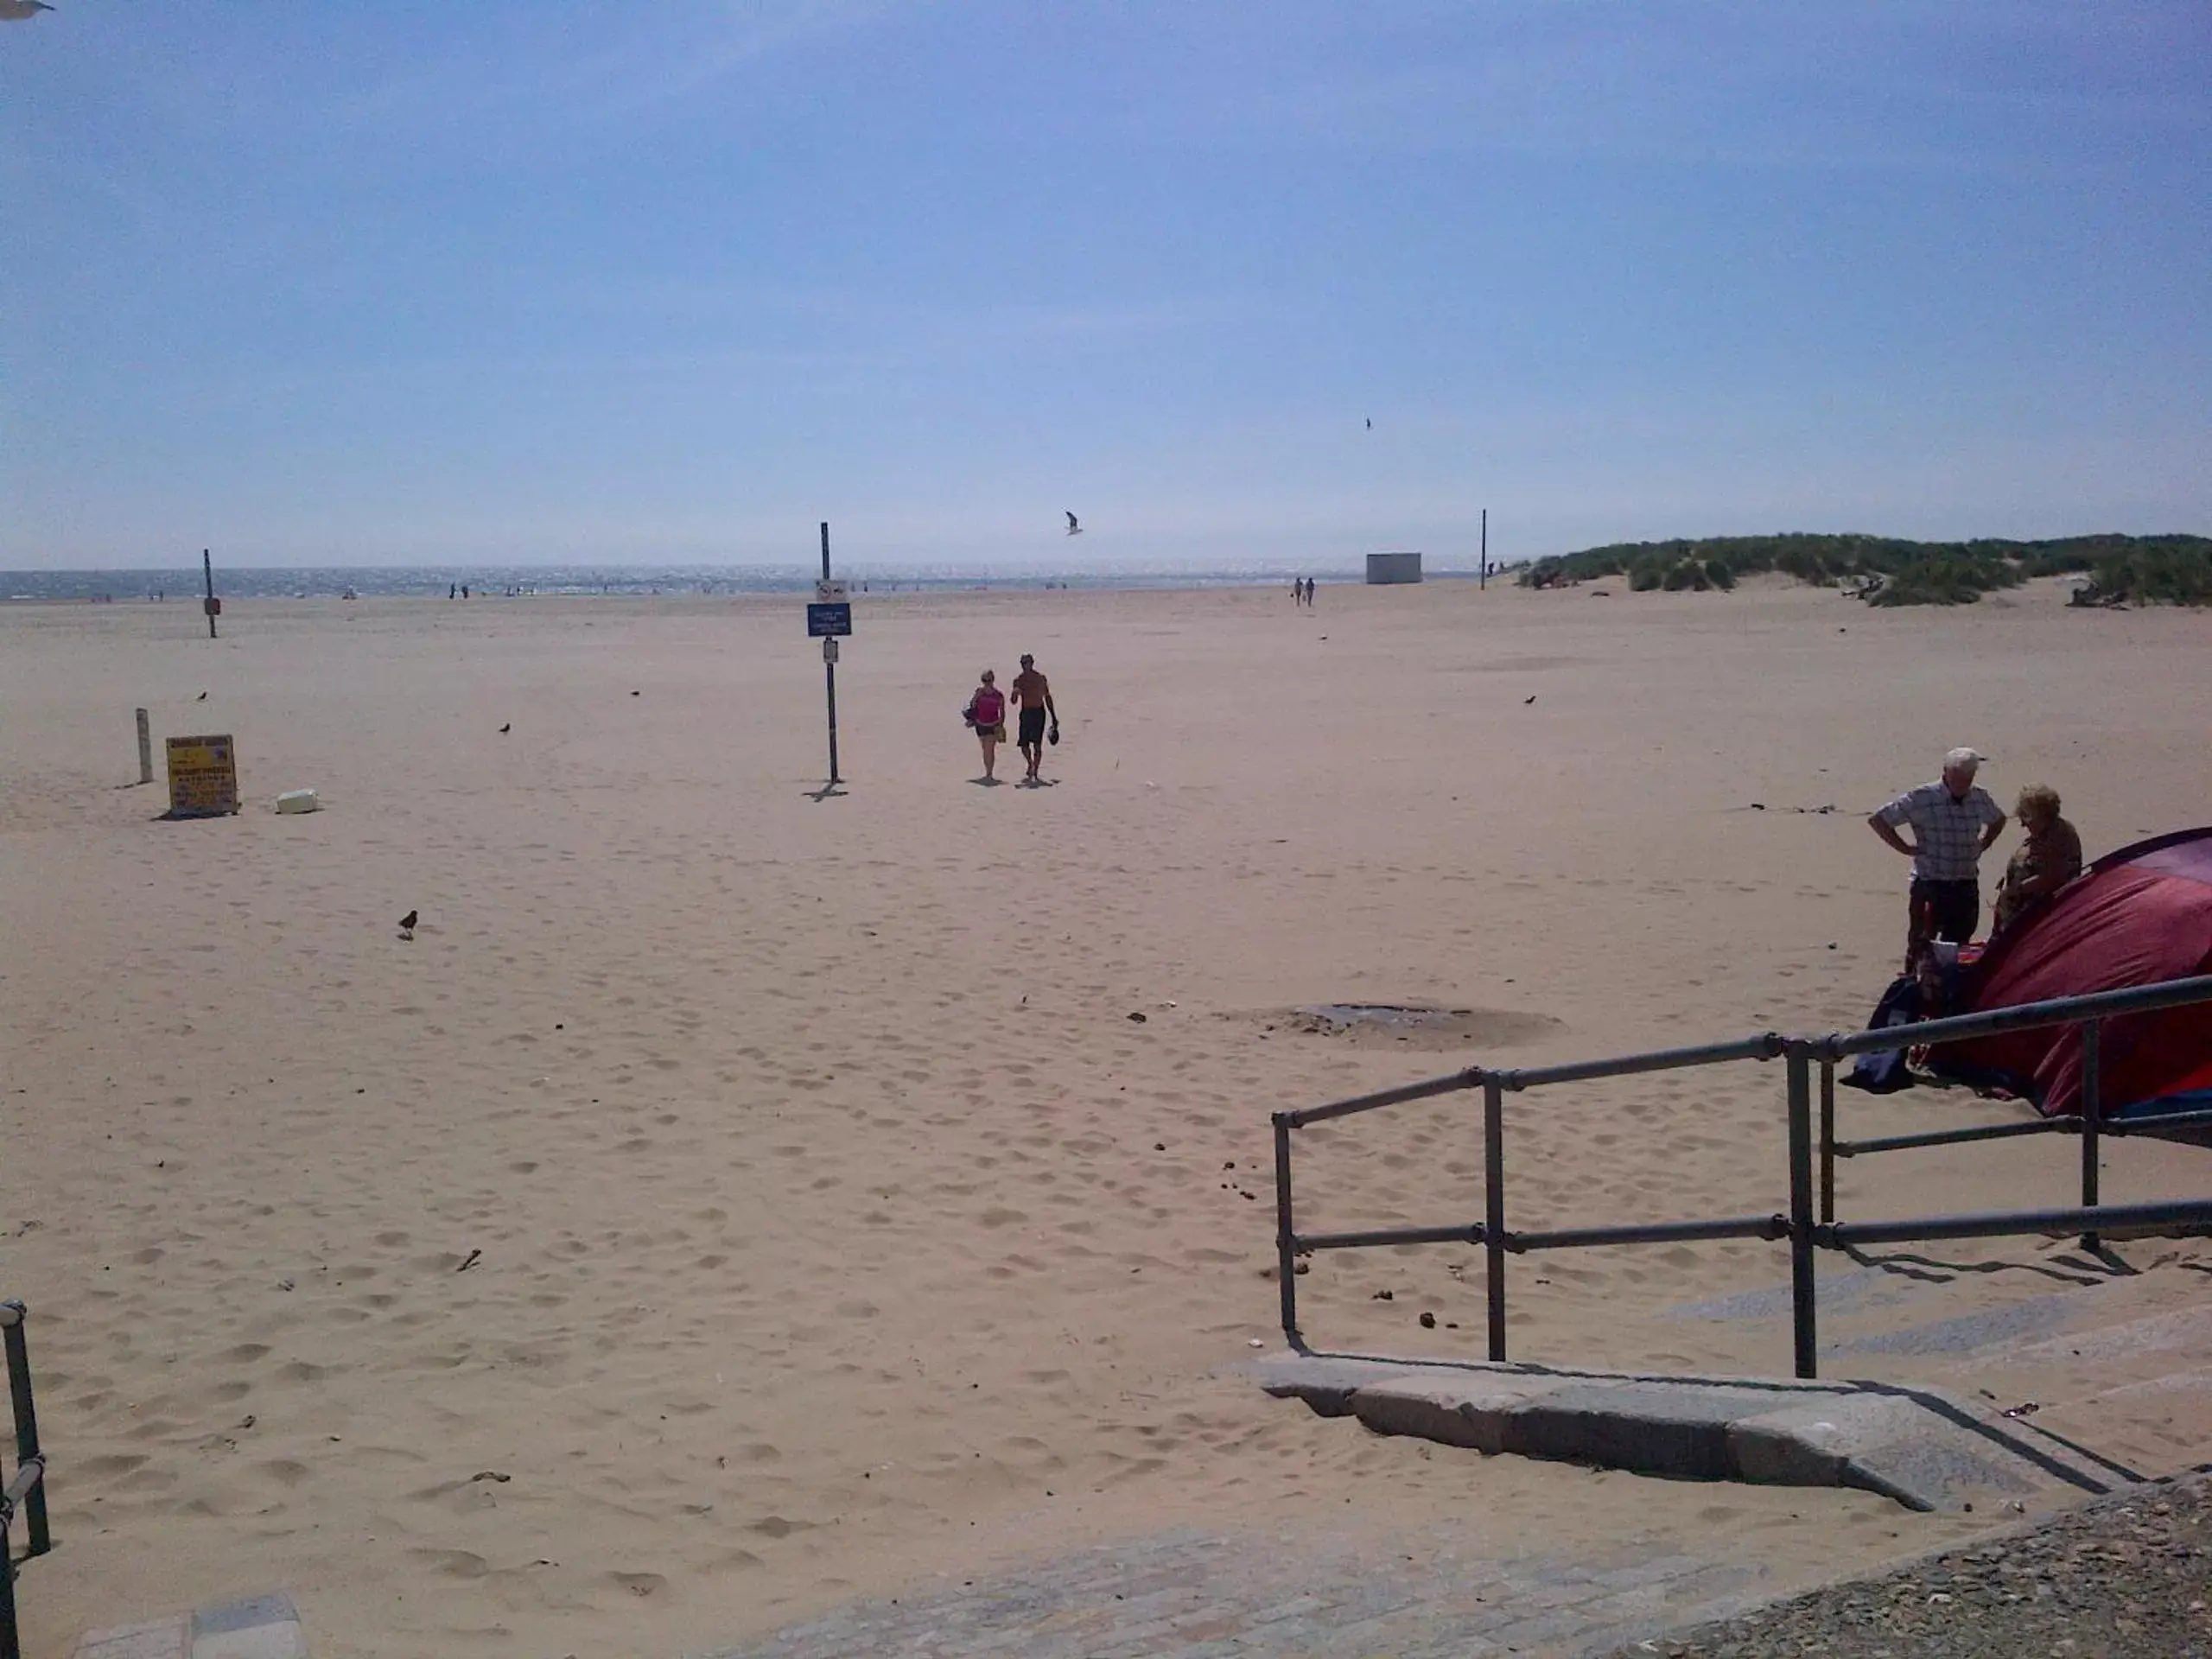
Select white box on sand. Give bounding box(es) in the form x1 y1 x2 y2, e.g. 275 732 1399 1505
274 789 321 814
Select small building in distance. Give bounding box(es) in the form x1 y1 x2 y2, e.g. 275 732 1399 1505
1365 551 1423 585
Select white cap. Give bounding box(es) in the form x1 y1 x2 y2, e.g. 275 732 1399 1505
1945 747 1986 770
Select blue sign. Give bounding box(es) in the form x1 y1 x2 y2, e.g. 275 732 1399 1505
806 602 853 638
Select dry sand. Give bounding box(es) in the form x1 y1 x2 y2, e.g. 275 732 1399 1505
3 575 2209 1656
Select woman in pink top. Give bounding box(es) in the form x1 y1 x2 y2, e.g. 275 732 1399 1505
965 669 1007 781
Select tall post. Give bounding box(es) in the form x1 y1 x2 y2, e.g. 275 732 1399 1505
203 548 217 639
1483 1073 1507 1362
1786 1045 1818 1378
136 708 153 785
2080 1020 2102 1252
1273 1116 1300 1350
1478 507 1488 589
821 521 841 786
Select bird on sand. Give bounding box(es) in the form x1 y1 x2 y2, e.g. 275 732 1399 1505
1523 695 1536 705
397 910 418 938
498 722 511 734
195 690 208 701
1065 512 1083 536
0 3 56 22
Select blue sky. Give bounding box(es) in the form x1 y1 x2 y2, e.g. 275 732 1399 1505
3 2 2207 569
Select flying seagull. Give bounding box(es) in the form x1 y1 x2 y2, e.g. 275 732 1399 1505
1365 417 1371 429
0 2 55 21
1065 512 1083 536
397 909 418 938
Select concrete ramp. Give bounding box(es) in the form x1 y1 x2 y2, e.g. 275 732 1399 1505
73 1593 308 1659
1255 1353 2124 1513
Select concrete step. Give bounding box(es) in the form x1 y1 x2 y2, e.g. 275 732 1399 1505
1255 1352 2123 1514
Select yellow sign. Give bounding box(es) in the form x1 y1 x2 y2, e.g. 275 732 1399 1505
166 734 240 818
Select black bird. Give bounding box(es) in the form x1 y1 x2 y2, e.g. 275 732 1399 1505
1365 417 1371 429
397 910 418 938
195 690 208 701
1065 512 1083 536
1523 695 1536 705
499 723 511 734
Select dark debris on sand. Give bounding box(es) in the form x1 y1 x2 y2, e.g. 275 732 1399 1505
1602 1469 2212 1658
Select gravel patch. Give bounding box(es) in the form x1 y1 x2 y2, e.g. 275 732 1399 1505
1601 1468 2212 1658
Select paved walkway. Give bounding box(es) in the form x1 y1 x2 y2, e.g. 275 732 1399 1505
691 1525 1772 1658
1594 1468 2212 1658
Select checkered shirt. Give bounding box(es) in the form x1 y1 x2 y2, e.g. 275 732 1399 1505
1878 780 2004 882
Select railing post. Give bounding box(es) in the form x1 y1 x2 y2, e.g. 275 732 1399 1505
1272 1116 1301 1350
2 1303 45 1558
2080 1020 2102 1253
1818 1056 1836 1226
1785 1046 1818 1378
1483 1074 1507 1363
0 1512 17 1659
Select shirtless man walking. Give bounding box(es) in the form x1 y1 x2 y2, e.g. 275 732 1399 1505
1010 653 1058 785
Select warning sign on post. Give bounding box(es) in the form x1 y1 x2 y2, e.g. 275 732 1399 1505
166 734 240 818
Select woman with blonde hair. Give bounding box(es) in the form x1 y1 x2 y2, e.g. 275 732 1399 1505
1993 783 2082 931
963 669 1007 782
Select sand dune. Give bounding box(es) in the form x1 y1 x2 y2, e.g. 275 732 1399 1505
3 576 2207 1656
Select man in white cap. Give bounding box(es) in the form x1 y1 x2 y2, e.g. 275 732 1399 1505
1870 748 2007 971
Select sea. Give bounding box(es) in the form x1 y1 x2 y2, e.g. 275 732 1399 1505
2 563 1491 603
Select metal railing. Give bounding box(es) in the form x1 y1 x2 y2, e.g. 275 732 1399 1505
1272 974 2212 1380
1 1300 49 1659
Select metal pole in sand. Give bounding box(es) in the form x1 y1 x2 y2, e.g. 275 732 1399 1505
136 709 152 785
1479 507 1488 589
822 522 842 787
202 548 218 639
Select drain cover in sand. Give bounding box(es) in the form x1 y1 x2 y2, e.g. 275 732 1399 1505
1285 1003 1562 1050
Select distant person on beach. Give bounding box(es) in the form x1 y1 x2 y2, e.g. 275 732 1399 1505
1009 653 1058 784
1993 784 2082 932
964 670 1007 782
1871 747 2006 970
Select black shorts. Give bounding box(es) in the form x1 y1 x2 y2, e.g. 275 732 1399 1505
1018 707 1048 746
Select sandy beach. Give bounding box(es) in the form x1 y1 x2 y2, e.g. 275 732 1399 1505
3 575 2209 1656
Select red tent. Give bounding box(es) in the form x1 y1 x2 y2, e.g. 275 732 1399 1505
1936 828 2212 1118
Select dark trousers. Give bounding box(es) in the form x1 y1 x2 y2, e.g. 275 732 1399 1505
1906 877 1980 969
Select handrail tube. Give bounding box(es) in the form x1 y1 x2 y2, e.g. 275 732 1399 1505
2107 1107 2212 1135
2 1302 46 1557
1836 1119 2069 1157
1273 1116 1300 1347
1497 1033 1782 1091
1786 1048 1818 1378
1823 975 2212 1058
1295 1222 1487 1251
2081 1020 2102 1252
1281 1069 1481 1128
1510 1213 1789 1252
0 1453 40 1519
1821 1198 2212 1249
1818 1059 1836 1227
1835 1107 2212 1160
1483 1074 1508 1362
